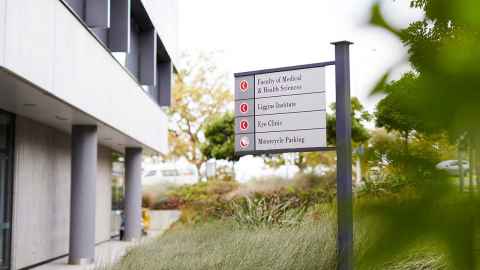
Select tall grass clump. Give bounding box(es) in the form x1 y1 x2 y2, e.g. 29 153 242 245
229 195 307 227
106 220 337 270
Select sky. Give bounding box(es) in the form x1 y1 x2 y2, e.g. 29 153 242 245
176 0 424 181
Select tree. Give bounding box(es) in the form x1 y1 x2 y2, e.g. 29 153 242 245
201 112 238 162
375 73 424 150
327 97 372 146
165 53 233 176
265 97 370 172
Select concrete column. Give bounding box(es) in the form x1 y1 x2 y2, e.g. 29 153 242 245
69 126 97 265
124 147 143 241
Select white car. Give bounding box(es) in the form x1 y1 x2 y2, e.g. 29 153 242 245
436 160 470 175
142 163 199 186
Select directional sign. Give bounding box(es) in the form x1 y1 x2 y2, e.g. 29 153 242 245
235 64 327 155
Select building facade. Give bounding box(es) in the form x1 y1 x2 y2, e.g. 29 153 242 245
0 0 177 268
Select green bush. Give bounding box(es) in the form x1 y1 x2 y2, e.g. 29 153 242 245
166 173 337 225
167 180 239 224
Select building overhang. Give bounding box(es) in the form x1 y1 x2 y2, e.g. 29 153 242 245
0 0 169 155
0 67 162 156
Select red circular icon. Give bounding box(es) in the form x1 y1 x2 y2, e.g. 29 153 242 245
239 136 250 149
240 80 249 92
239 103 249 113
240 120 249 130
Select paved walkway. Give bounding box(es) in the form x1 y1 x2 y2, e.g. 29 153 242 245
33 210 181 270
34 230 164 270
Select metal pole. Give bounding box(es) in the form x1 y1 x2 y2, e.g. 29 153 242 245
332 41 354 270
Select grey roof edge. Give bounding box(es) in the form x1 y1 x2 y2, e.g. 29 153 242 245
234 61 335 77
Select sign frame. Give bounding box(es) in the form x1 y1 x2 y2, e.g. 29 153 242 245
234 62 334 156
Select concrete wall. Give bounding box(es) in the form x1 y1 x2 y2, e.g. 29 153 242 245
12 116 70 269
12 116 112 269
0 0 5 66
1 0 168 154
96 146 112 243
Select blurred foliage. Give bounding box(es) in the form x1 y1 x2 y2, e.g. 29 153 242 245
357 179 479 270
371 0 480 139
165 53 233 175
364 0 480 268
201 112 238 162
364 130 455 180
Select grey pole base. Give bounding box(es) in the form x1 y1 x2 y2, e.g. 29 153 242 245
69 257 94 265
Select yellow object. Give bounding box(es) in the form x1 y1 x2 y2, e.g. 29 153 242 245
142 208 151 231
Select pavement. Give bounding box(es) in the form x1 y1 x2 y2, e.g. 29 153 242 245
34 230 164 270
33 210 181 270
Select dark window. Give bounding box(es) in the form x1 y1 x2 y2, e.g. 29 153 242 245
0 111 13 269
0 116 6 150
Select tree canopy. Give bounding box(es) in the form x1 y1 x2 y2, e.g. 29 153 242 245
201 112 238 162
371 0 480 138
375 72 425 146
165 53 233 173
327 97 372 146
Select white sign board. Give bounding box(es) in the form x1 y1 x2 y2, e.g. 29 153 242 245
234 64 327 155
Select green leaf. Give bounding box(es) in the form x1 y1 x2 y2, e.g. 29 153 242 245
370 71 391 95
369 3 401 37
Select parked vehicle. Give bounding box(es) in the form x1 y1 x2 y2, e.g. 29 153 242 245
142 163 199 186
436 160 470 175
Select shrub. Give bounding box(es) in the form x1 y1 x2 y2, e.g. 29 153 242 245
152 197 182 210
165 173 338 225
142 192 155 209
167 180 239 224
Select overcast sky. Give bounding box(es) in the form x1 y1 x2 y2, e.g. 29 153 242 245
176 0 424 181
178 0 424 111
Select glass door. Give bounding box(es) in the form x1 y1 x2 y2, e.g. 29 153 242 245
0 112 13 270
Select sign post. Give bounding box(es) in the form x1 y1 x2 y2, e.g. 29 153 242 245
333 41 354 270
234 41 354 270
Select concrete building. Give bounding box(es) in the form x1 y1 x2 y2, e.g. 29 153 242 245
0 0 177 268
